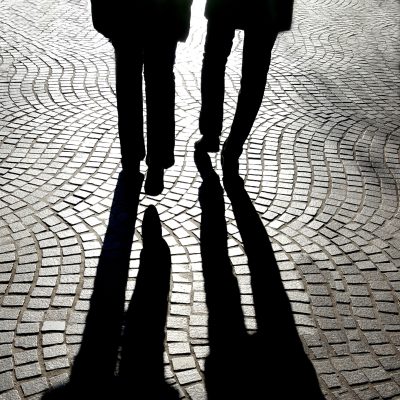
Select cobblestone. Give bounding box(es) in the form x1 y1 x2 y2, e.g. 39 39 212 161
0 0 399 398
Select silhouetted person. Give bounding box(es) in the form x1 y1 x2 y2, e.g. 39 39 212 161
194 148 325 399
196 0 293 171
91 0 192 195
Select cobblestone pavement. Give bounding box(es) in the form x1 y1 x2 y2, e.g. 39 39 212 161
0 0 400 398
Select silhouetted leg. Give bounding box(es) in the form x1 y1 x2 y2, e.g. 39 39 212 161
222 28 277 166
198 21 235 151
144 35 177 169
114 39 145 172
142 34 177 196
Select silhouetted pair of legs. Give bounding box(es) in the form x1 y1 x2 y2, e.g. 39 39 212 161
114 31 177 196
197 20 277 170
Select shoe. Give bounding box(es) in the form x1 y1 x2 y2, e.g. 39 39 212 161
195 136 220 152
145 166 164 196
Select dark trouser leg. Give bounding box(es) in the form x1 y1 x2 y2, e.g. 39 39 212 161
114 39 145 170
199 21 235 140
144 35 178 169
225 29 278 154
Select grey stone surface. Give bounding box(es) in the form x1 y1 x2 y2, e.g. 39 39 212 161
0 0 399 398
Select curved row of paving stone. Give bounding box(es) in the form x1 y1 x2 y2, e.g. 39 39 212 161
252 114 400 398
0 1 115 397
1 0 400 398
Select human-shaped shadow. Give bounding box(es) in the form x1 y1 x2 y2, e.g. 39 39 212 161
118 204 178 399
196 0 294 172
42 171 143 399
42 176 176 398
91 0 192 196
194 149 325 399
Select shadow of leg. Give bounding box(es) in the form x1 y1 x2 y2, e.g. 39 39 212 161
42 172 143 399
195 149 250 399
224 174 325 399
118 205 179 400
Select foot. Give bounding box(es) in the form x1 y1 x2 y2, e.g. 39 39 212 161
145 166 164 196
195 136 220 152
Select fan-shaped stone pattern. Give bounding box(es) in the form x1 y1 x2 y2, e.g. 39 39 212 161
0 0 399 398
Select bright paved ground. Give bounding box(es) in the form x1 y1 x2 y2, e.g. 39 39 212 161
0 0 400 398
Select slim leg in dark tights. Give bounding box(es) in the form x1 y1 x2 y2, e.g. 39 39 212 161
224 28 278 157
199 21 235 141
144 34 177 169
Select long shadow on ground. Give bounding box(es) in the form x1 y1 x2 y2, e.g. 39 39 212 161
42 172 177 399
195 149 325 399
